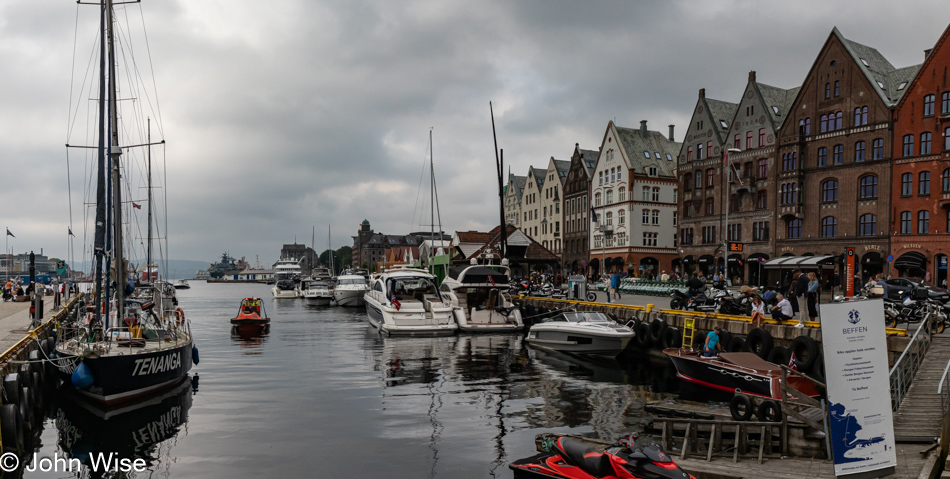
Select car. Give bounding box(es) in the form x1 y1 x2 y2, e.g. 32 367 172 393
879 277 950 303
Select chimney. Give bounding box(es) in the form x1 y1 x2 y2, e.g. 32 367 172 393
668 125 675 142
640 120 648 138
749 71 756 83
699 88 705 99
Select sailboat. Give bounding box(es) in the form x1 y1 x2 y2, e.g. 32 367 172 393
55 0 195 405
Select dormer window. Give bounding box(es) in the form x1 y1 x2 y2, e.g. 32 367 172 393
648 167 657 177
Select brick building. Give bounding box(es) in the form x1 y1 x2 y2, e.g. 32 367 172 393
563 143 598 274
774 28 919 284
890 25 950 284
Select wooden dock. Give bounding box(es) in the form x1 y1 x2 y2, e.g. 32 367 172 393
893 334 950 442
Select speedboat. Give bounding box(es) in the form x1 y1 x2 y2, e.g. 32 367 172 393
271 257 302 298
363 267 458 336
333 274 369 307
440 264 523 332
663 348 820 399
173 279 190 290
525 311 633 356
311 266 332 281
302 279 333 306
230 297 270 327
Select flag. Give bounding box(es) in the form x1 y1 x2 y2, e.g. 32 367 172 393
5 228 13 238
788 352 798 371
488 274 496 286
590 205 598 223
68 227 75 237
132 203 142 210
388 290 401 311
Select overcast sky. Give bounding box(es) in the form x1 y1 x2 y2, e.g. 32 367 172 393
1 1 948 266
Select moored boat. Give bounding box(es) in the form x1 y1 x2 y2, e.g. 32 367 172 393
332 273 368 307
525 311 633 356
173 279 190 289
271 257 302 298
440 264 523 332
302 279 333 306
363 267 457 336
662 348 820 399
230 297 270 327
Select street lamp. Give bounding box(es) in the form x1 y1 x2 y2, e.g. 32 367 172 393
722 148 741 282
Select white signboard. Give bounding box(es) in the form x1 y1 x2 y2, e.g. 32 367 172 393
819 300 896 477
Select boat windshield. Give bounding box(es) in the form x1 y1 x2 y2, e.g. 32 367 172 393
338 278 366 285
558 312 611 323
388 276 440 300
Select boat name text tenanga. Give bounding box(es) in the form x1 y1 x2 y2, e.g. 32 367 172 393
132 352 182 376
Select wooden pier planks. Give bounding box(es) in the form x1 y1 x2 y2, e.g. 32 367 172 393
893 334 950 441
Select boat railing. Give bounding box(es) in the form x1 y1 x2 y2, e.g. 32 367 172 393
705 358 761 376
889 309 933 410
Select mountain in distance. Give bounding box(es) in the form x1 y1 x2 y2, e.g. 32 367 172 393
71 259 215 280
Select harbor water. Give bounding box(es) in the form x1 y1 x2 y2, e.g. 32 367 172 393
28 282 727 478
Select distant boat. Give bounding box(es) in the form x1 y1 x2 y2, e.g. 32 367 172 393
272 257 302 298
173 279 191 290
230 297 270 328
333 273 369 307
302 279 333 306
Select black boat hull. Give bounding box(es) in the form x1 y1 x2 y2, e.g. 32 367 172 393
666 353 775 398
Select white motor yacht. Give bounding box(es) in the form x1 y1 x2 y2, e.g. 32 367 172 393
440 265 523 333
363 268 457 336
271 257 302 298
333 274 369 307
302 279 333 306
525 311 634 356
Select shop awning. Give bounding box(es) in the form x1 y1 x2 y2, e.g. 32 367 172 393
894 252 926 269
763 255 835 269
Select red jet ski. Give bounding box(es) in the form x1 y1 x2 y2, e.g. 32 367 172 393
230 297 270 327
510 433 694 479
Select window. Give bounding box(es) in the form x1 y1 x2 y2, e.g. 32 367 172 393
734 134 740 149
697 143 704 160
753 221 770 241
728 224 742 242
758 159 768 178
824 83 830 99
694 171 702 189
943 168 950 193
925 94 935 116
706 168 715 187
642 209 649 224
854 141 865 162
872 138 884 159
673 211 677 226
834 80 839 97
781 183 798 204
803 118 811 135
687 146 693 162
642 232 658 247
652 187 660 202
595 192 601 207
599 172 603 185
902 173 913 196
702 226 717 244
648 166 657 176
729 194 739 212
921 132 932 155
756 190 767 209
746 131 753 149
920 171 931 195
820 114 828 133
743 161 753 180
901 211 912 234
606 190 613 203
821 216 837 237
943 92 950 114
854 106 868 126
642 187 650 201
651 210 659 225
643 151 650 159
817 147 827 166
708 141 712 158
821 179 838 202
605 212 612 225
759 128 765 146
946 128 950 151
835 111 843 130
618 187 626 201
680 228 693 245
903 134 915 156
859 175 878 199
859 214 876 236
787 219 802 239
919 210 930 234
782 152 798 171
705 197 714 215
617 209 624 225
833 144 843 165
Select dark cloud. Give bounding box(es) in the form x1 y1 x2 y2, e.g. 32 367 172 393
1 0 947 265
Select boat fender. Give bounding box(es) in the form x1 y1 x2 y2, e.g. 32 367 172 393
729 394 754 421
756 400 782 422
71 363 94 389
0 403 21 455
661 327 681 349
2 374 19 406
193 345 200 365
28 351 45 385
766 346 790 367
31 371 43 411
176 307 186 326
789 335 819 372
726 336 746 353
648 319 667 344
39 337 49 355
716 330 733 351
746 328 774 359
19 387 33 426
634 322 652 347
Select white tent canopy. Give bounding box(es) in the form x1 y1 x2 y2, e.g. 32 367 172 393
763 255 835 270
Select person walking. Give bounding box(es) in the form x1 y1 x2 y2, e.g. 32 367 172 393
787 270 800 316
703 326 723 357
796 269 809 327
807 272 820 322
610 272 621 300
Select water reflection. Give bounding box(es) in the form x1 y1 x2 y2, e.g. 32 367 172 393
54 378 195 478
230 325 270 353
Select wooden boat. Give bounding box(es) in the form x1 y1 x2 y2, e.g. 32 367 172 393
662 348 819 399
230 298 270 327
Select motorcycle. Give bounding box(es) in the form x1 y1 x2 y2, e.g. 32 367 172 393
510 433 694 479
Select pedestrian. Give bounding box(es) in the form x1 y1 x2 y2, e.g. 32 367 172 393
771 294 794 322
610 272 621 300
703 325 723 357
750 294 766 328
787 270 800 315
807 272 820 322
687 272 704 300
796 269 809 326
660 270 669 282
925 270 932 285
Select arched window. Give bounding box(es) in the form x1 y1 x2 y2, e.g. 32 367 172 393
618 209 625 224
942 168 950 193
606 190 613 204
835 111 843 130
787 218 802 239
859 214 876 236
706 168 715 187
824 83 830 99
820 114 828 133
901 173 913 196
903 134 915 156
594 192 601 207
821 217 837 237
872 138 884 159
833 144 843 164
900 211 912 234
859 175 878 199
605 212 612 225
618 187 626 201
919 210 930 234
821 179 838 202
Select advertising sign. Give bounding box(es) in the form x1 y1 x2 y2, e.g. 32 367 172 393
819 300 896 477
845 248 855 297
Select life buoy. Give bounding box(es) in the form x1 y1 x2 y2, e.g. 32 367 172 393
175 307 186 326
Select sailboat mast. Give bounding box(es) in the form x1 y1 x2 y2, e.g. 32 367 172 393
146 118 153 281
490 102 507 259
429 128 434 266
106 0 126 322
327 226 333 275
92 0 108 324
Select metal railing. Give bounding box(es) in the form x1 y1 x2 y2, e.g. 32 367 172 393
889 309 934 410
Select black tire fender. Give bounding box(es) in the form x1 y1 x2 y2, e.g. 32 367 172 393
757 400 782 422
661 327 681 349
730 394 754 421
789 335 819 372
648 319 667 344
746 328 774 359
3 374 20 406
635 322 652 347
717 330 733 350
766 345 790 367
727 336 746 353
